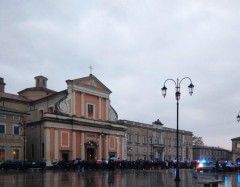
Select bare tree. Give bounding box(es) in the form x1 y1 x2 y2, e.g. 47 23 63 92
192 136 204 146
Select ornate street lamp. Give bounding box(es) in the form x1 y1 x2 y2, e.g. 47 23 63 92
237 112 240 123
162 77 194 182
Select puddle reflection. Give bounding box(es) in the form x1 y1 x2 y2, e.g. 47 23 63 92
0 170 240 187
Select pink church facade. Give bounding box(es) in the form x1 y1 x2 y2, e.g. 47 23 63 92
26 74 126 162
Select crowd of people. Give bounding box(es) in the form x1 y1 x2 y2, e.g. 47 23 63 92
50 159 194 171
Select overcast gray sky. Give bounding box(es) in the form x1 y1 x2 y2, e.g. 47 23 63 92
1 0 240 150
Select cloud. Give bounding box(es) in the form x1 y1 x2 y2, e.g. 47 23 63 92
0 0 240 150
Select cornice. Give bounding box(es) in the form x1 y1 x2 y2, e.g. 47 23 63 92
42 113 126 132
70 84 110 98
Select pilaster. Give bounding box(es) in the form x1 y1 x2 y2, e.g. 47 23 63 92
81 93 85 117
81 132 85 159
54 129 58 159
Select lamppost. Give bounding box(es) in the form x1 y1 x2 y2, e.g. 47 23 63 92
150 137 153 160
161 77 194 182
237 112 240 122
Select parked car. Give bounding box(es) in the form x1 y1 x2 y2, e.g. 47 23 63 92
223 162 238 172
196 162 223 172
52 160 73 170
0 160 25 170
25 161 46 170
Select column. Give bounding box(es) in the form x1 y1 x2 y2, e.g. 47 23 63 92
98 97 102 120
72 131 76 159
72 91 76 115
116 137 120 158
81 93 85 117
123 133 127 160
122 136 125 160
105 99 109 120
54 129 58 159
81 132 85 159
45 128 50 160
98 135 102 159
105 134 109 159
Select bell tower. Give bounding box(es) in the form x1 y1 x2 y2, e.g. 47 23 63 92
35 76 48 88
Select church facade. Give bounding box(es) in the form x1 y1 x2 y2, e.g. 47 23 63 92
26 74 126 161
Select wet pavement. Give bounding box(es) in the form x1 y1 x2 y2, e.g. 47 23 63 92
0 169 240 187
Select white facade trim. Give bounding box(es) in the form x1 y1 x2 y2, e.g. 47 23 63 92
61 131 70 147
105 134 109 159
105 99 109 120
98 135 102 159
72 131 76 159
86 102 96 119
98 97 102 120
72 91 76 115
81 93 85 117
81 132 85 159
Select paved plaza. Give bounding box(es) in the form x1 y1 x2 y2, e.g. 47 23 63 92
0 169 240 187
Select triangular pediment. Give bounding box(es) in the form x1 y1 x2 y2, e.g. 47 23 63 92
71 74 112 94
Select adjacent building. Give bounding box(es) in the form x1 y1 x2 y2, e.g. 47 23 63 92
124 119 193 161
0 78 30 161
192 145 231 162
231 137 240 163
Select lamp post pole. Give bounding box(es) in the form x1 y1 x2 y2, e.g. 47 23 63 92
162 77 194 182
176 95 179 181
23 120 26 169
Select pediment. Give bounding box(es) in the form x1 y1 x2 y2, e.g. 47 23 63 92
71 74 112 94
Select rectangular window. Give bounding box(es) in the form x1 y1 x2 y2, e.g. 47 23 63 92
143 136 147 144
127 133 132 143
237 143 240 148
156 137 160 144
168 139 171 146
149 137 153 144
13 126 20 135
0 149 5 160
164 138 167 145
87 104 94 118
136 134 140 143
0 124 5 134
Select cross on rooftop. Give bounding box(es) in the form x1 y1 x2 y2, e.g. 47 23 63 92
89 65 93 74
